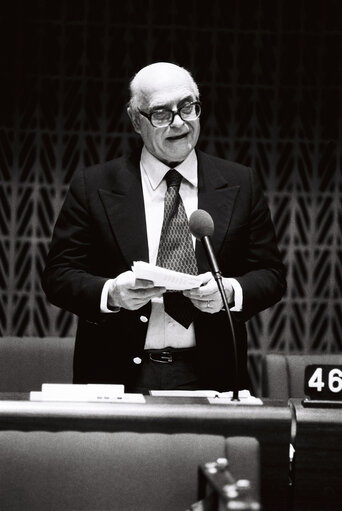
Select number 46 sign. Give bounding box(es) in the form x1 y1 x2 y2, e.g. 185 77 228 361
305 365 342 400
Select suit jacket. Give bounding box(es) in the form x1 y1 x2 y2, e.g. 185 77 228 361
42 149 286 391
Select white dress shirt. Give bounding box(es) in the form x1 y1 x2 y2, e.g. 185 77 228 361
100 146 243 349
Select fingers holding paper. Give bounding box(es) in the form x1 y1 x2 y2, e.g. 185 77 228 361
183 272 233 314
108 271 165 310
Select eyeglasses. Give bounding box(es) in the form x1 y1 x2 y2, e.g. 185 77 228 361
138 101 201 128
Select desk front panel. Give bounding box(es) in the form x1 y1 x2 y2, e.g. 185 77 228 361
290 399 342 511
0 395 291 511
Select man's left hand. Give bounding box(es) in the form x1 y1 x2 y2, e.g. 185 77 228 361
183 272 233 314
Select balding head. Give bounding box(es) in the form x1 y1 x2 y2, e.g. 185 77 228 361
128 62 199 112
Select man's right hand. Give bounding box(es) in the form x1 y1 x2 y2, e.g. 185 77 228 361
107 271 165 311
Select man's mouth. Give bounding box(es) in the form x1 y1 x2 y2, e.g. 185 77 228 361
167 133 188 141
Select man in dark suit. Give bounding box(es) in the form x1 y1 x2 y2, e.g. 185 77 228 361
42 62 286 393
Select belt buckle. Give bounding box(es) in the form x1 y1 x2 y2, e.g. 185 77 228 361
149 350 173 363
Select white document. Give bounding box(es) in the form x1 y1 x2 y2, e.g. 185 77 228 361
150 389 263 405
30 392 145 403
41 384 125 395
150 390 218 397
132 261 206 291
30 384 145 403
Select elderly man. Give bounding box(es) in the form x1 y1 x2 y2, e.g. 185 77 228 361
42 62 286 393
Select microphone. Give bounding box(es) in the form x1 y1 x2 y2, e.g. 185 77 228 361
189 209 240 401
189 209 221 281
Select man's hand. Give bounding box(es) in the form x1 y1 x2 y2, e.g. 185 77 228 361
183 272 234 314
108 271 165 311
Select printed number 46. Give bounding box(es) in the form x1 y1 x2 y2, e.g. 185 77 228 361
308 367 342 393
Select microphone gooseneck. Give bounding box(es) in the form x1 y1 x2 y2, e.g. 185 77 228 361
189 210 240 401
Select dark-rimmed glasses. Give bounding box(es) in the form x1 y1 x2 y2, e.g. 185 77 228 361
138 101 201 128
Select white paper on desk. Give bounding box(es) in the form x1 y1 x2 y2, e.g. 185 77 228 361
30 391 145 403
30 383 128 402
150 389 263 405
41 384 124 395
150 390 218 397
208 390 263 405
132 261 205 291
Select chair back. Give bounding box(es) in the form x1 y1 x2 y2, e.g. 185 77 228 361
262 353 342 399
0 337 74 392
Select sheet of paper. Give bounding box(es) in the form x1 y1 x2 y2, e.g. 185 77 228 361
30 392 145 403
30 384 145 403
41 384 125 395
208 396 263 405
132 261 205 291
150 390 218 398
150 389 263 405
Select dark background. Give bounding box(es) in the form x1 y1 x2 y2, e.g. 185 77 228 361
0 0 341 393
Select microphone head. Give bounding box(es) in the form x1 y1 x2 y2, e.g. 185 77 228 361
189 209 214 239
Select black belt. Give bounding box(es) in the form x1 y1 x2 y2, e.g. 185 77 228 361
144 348 196 364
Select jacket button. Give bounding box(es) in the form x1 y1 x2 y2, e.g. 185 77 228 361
133 357 142 365
139 315 148 323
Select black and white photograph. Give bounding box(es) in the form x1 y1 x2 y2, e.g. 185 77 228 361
0 1 341 510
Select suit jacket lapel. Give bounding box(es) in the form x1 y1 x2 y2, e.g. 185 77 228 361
98 153 149 266
196 150 240 273
97 149 239 273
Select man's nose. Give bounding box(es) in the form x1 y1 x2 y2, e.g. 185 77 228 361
170 112 184 127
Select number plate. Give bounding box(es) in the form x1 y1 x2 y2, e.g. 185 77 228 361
305 365 342 400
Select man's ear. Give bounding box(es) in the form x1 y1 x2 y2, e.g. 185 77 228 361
127 107 141 134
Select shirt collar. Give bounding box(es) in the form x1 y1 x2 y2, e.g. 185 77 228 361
141 146 198 190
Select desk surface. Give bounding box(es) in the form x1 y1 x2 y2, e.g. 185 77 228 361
0 393 290 434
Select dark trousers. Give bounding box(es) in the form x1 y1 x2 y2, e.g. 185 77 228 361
131 348 200 394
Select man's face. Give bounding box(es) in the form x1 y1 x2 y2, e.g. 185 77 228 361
130 71 200 165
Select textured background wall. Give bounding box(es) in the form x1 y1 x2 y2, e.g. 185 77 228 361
0 0 341 393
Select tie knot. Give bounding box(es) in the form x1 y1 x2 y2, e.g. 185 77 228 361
165 169 182 189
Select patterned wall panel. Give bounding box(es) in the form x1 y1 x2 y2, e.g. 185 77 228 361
0 0 341 393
